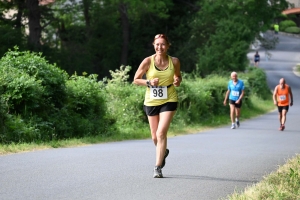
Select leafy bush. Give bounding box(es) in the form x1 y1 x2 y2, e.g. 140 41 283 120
0 66 44 115
0 66 47 143
284 26 300 34
175 78 218 124
0 47 68 110
104 66 146 128
56 73 111 138
0 48 113 143
279 20 297 32
244 67 271 100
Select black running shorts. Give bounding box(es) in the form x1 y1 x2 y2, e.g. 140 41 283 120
143 102 178 116
229 99 243 108
277 105 289 113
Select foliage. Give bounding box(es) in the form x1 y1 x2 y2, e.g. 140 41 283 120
192 0 288 76
279 20 297 31
226 154 300 200
284 26 300 34
0 24 25 58
0 66 44 116
104 66 146 131
50 73 112 139
0 47 68 110
174 67 269 125
0 0 288 79
0 55 272 144
243 67 271 100
109 65 132 84
0 48 112 143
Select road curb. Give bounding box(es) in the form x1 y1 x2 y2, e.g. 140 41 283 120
292 65 300 77
279 32 300 38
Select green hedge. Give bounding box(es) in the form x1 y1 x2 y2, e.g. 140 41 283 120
284 27 300 34
279 20 297 32
0 49 111 143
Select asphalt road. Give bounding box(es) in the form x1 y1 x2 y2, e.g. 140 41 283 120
0 34 300 200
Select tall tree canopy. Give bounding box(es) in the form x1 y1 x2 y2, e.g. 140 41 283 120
0 0 289 78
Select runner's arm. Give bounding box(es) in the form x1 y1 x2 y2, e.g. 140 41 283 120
238 90 244 101
289 87 293 106
172 57 182 87
273 86 278 104
223 90 230 105
133 57 151 86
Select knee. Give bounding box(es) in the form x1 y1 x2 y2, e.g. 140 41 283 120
151 135 157 144
156 132 167 141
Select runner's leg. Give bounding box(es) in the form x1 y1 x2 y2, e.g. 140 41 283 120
155 111 176 166
230 104 236 123
148 115 159 146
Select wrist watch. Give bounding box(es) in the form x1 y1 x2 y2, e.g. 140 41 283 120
146 80 150 87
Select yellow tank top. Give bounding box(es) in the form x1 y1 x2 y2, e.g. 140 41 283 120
144 55 178 106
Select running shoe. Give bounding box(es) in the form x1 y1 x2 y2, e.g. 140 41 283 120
282 124 285 131
231 124 236 129
161 148 169 169
153 166 163 178
236 121 240 128
279 124 283 131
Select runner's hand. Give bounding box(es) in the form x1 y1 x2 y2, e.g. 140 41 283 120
173 77 181 87
151 78 159 86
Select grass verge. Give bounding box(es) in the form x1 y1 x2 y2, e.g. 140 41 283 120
224 154 300 200
0 95 275 155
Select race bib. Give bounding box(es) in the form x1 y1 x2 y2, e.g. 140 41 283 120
279 95 286 101
231 91 239 97
150 86 167 99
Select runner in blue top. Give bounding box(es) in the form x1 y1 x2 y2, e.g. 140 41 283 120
223 72 245 129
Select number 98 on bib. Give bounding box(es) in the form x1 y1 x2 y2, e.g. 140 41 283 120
150 86 168 99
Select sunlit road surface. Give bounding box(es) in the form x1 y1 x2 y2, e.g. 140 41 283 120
0 34 300 200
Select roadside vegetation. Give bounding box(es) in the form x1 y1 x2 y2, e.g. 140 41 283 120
0 48 274 155
225 154 300 200
296 63 300 73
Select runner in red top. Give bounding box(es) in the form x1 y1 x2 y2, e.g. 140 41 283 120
272 78 293 131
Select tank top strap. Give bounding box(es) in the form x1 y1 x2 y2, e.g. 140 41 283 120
167 55 174 70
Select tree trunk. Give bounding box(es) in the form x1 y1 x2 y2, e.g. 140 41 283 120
26 0 41 50
118 3 129 66
15 0 25 30
82 0 91 28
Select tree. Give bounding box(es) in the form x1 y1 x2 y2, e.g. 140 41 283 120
192 0 289 76
26 0 42 50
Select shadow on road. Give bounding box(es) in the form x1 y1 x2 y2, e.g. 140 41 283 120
164 175 257 184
